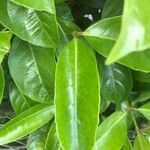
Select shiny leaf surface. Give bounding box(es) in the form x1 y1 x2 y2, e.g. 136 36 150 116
55 38 100 150
27 125 49 150
9 38 56 103
84 14 150 72
0 104 54 145
0 0 59 48
10 82 30 114
106 0 150 72
10 0 55 14
95 111 127 150
101 63 132 104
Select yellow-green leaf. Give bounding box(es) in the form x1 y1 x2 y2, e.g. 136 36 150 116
55 38 100 150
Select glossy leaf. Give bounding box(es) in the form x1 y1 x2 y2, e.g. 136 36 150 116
94 111 127 150
0 31 12 63
45 122 60 150
102 0 124 19
134 134 150 150
83 16 121 58
106 0 150 71
55 38 100 150
9 38 56 103
0 65 4 103
0 104 54 145
138 103 150 120
0 0 59 48
10 0 55 14
84 14 150 72
27 125 49 150
10 82 30 114
101 63 132 104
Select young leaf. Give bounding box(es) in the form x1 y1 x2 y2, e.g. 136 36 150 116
101 63 132 104
134 134 150 150
138 103 150 120
10 82 30 114
0 31 12 63
0 104 54 145
55 39 100 150
0 0 59 48
0 65 4 103
94 111 127 150
9 38 56 103
10 0 55 14
106 0 150 69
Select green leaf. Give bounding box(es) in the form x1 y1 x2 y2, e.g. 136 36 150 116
134 91 150 104
94 111 127 150
27 124 49 150
121 138 133 150
138 103 150 120
10 82 30 114
134 134 150 150
0 0 59 48
9 38 56 103
0 31 12 63
55 38 100 150
102 0 124 19
10 0 55 14
101 63 132 104
0 104 54 145
45 122 60 150
106 0 150 71
83 16 121 58
0 65 4 103
84 14 150 72
133 71 150 83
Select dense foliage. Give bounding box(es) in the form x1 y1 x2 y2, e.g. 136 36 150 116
0 0 150 149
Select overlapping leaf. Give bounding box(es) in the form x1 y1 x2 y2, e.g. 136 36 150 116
83 12 150 72
55 38 100 150
134 134 150 150
10 0 55 14
138 103 150 120
106 0 150 72
9 38 56 103
0 104 54 145
102 0 124 18
10 82 30 114
101 63 132 104
27 122 59 150
0 0 59 48
94 111 127 150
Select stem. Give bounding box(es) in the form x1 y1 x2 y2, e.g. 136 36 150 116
131 112 141 135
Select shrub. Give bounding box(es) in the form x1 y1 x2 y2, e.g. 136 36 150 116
0 0 150 149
